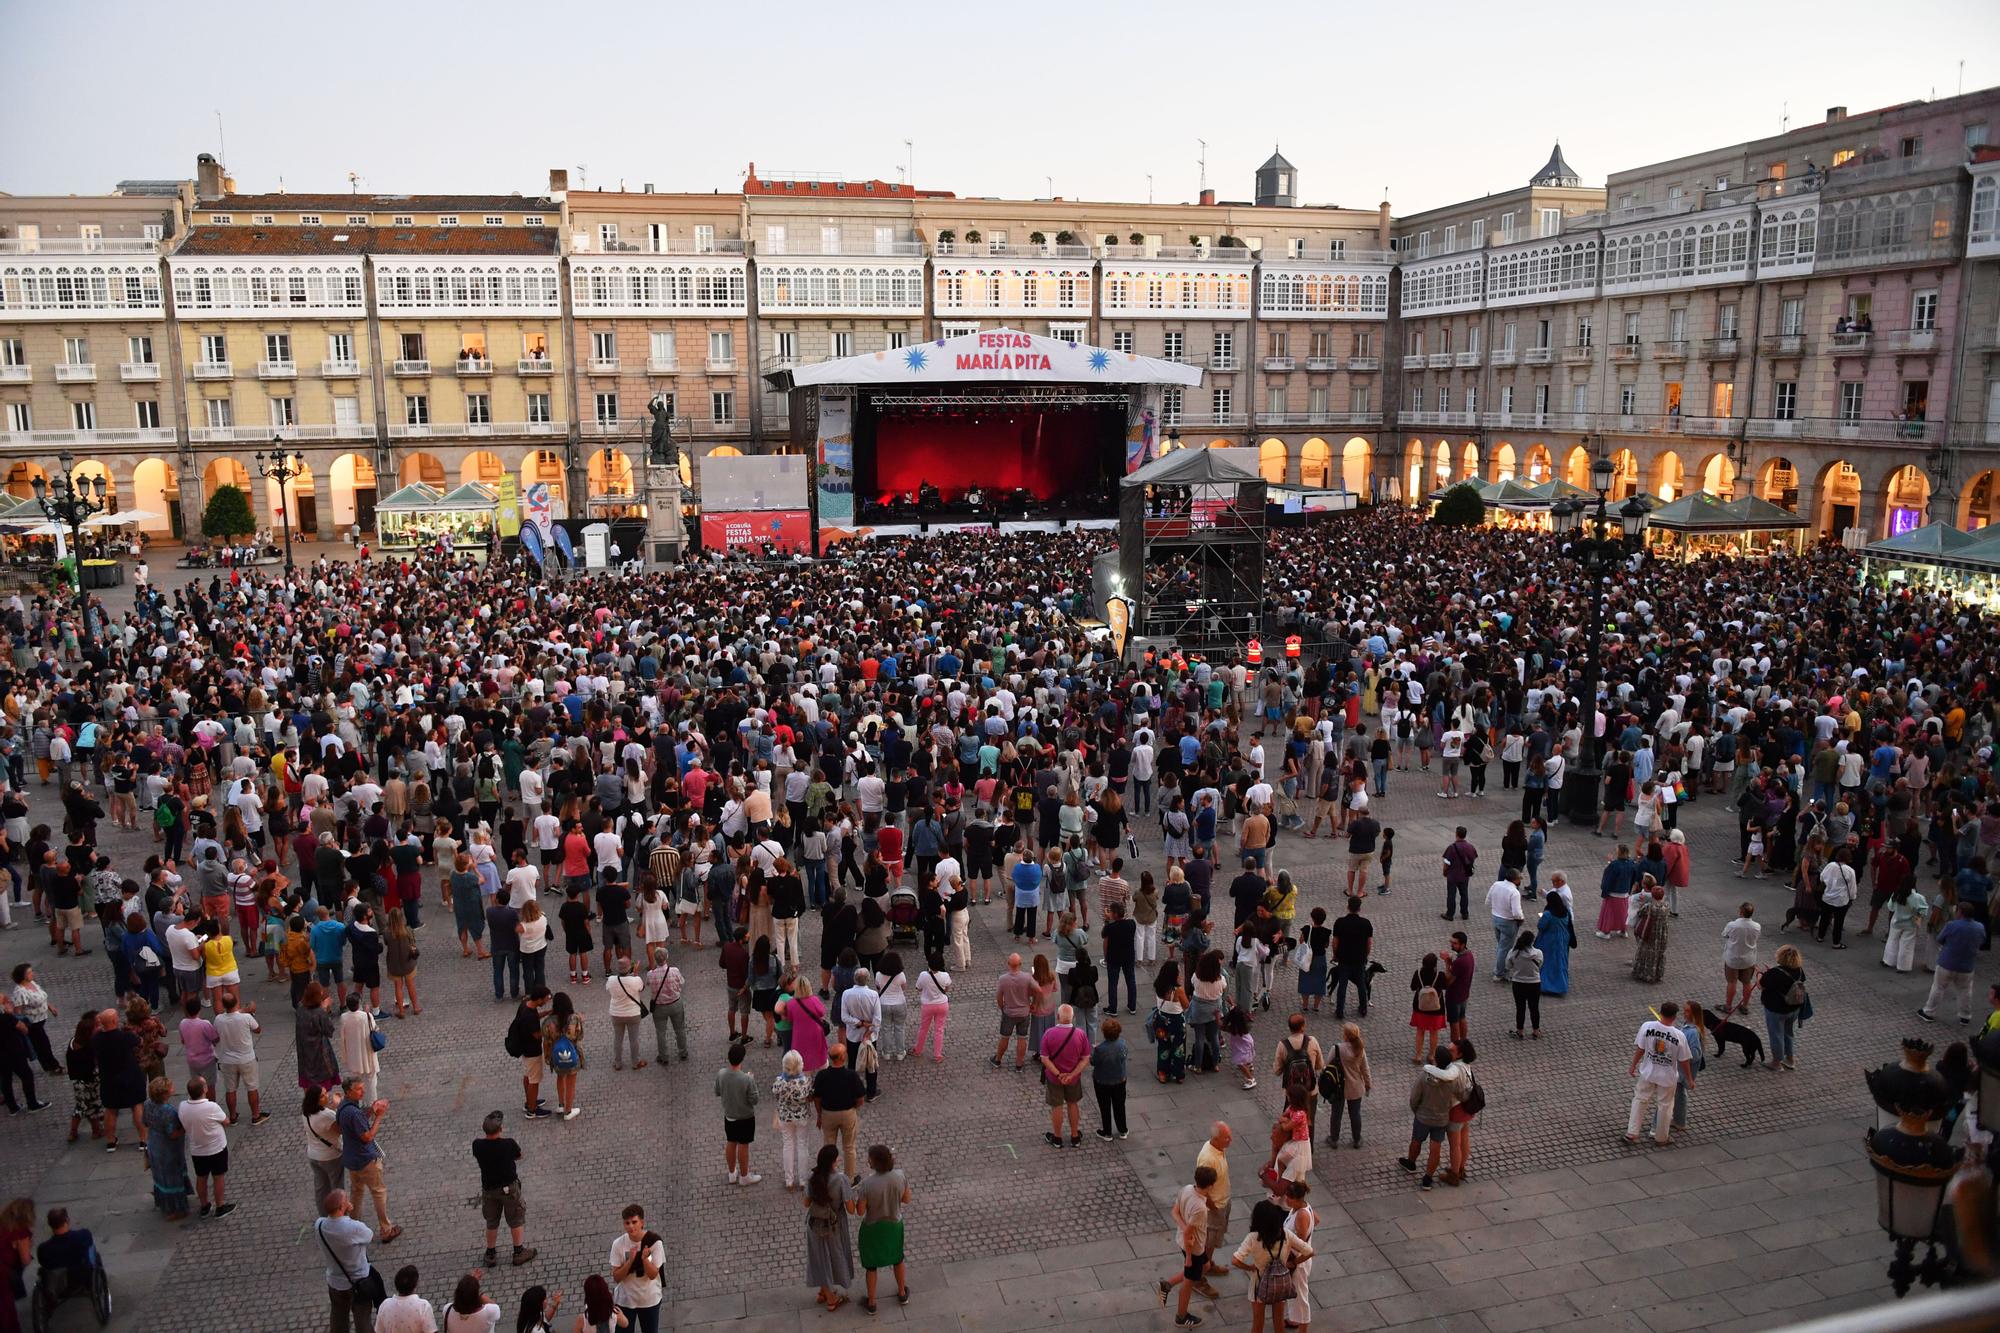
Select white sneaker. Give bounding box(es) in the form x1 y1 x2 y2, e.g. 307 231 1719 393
728 1170 739 1184
563 1107 580 1121
738 1172 762 1185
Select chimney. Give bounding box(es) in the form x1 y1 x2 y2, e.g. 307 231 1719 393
548 167 569 195
1199 188 1216 206
643 183 655 194
1378 200 1393 247
1826 106 1848 123
195 153 227 203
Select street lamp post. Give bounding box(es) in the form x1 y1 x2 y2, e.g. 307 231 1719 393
32 449 107 647
254 443 306 576
1551 451 1648 824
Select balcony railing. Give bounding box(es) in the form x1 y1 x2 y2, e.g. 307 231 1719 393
1604 413 1669 434
1678 415 1737 436
1830 332 1872 356
190 424 291 444
1698 337 1741 359
257 360 297 379
646 358 678 374
518 357 556 375
1347 355 1380 372
1760 333 1808 356
392 359 430 376
0 237 158 255
1425 352 1451 369
1561 345 1594 364
761 239 927 257
1653 340 1689 360
1488 348 1518 367
1522 346 1555 365
1263 355 1295 372
1400 354 1425 371
119 361 160 382
0 426 178 447
386 419 563 439
1880 328 1938 353
1162 411 1246 428
1304 356 1340 371
706 357 737 372
0 366 27 383
455 357 493 376
1744 416 1942 443
53 363 96 383
1476 411 1591 431
193 360 233 379
588 356 619 374
1454 350 1482 368
1099 244 1256 262
1201 355 1240 372
1609 342 1641 363
1260 411 1382 427
975 243 1094 260
321 359 362 378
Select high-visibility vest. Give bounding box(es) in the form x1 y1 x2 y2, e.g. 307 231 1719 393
1246 638 1263 666
1285 634 1302 659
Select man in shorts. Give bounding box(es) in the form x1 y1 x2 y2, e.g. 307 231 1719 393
472 1110 537 1267
1720 903 1762 1016
1399 1042 1461 1191
1157 1164 1218 1328
1038 1004 1091 1149
992 953 1037 1070
507 989 552 1118
212 991 268 1125
179 1075 237 1218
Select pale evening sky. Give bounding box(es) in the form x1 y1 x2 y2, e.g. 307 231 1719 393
3 0 1996 214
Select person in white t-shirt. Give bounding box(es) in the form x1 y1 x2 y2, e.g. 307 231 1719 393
178 1076 236 1218
608 1204 666 1330
1438 728 1466 799
1626 1004 1695 1146
373 1267 438 1333
211 991 267 1125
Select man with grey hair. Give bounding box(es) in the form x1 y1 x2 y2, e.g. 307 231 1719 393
1039 1002 1091 1148
317 1188 377 1333
840 967 882 1100
179 1074 235 1218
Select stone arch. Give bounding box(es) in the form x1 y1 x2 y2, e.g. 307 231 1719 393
1756 456 1798 507
203 457 250 502
522 448 567 519
1652 450 1685 502
1562 446 1590 488
1432 441 1452 490
129 458 181 537
1961 469 2000 530
1607 448 1639 499
1523 444 1552 483
1459 441 1479 481
1811 458 1861 537
4 460 48 500
1402 440 1425 503
1257 438 1288 484
1341 437 1370 494
328 453 379 530
1695 452 1738 497
589 447 636 498
1299 438 1331 489
400 452 446 487
264 457 316 535
462 450 507 486
1490 442 1517 482
1881 463 1930 539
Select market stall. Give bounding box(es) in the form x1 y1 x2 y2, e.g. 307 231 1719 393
374 481 500 554
1643 491 1810 559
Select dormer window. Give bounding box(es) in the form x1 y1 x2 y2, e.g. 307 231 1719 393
437 215 458 226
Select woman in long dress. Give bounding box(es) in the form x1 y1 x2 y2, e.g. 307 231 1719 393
294 982 341 1092
1280 1181 1318 1329
1630 880 1670 984
142 1076 190 1218
1536 896 1575 996
804 1145 856 1312
337 994 381 1100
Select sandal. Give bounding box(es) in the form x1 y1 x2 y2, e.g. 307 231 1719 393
897 1287 911 1305
825 1295 847 1313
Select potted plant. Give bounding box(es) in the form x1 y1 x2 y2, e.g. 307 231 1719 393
1219 234 1244 248
1128 232 1144 246
1189 234 1203 247
937 228 955 244
1055 230 1076 246
1029 231 1047 245
964 228 982 244
1103 234 1118 247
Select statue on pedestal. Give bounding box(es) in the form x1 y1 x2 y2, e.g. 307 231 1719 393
647 395 678 472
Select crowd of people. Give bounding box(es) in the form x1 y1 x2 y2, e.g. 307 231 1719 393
0 503 1996 1330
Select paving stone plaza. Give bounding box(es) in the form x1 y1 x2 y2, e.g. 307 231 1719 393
0 545 1959 1333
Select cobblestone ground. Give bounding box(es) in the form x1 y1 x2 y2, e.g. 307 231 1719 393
0 547 1957 1331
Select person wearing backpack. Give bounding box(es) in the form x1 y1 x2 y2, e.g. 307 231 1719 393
1270 1014 1324 1138
1229 1197 1315 1333
539 991 585 1121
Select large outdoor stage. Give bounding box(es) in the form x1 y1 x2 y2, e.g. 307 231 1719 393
765 328 1203 546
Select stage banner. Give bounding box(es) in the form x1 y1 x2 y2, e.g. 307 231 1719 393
525 481 556 543
815 391 855 529
1125 387 1159 474
496 474 522 537
701 509 813 553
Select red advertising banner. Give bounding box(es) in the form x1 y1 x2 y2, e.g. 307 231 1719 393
700 509 813 553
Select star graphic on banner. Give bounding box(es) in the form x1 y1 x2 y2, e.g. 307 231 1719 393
904 347 928 372
1088 349 1110 373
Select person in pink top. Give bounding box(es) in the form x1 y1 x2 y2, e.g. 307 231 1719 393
782 977 830 1074
1661 830 1691 917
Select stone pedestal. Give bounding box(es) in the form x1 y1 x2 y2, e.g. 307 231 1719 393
645 464 685 565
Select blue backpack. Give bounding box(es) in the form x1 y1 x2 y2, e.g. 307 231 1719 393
550 1034 580 1072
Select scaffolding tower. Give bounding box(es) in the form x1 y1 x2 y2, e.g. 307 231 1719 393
1118 448 1267 651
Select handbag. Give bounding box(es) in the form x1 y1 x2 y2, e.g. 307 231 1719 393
316 1219 388 1306
369 1028 387 1053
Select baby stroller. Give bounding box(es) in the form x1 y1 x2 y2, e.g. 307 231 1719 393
886 885 922 947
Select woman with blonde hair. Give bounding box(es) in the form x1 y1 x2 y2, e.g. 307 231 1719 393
384 907 420 1018
517 899 550 993
1330 1022 1372 1149
771 1048 814 1190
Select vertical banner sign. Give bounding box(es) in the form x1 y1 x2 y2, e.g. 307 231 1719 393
815 391 854 530
1124 388 1158 474
1106 595 1132 662
496 474 522 537
525 482 555 543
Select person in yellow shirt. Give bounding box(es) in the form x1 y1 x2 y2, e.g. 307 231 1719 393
279 915 315 1006
1983 981 2000 1036
1193 1121 1233 1290
201 918 241 1009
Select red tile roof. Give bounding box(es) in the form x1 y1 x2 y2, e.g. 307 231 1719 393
172 225 559 257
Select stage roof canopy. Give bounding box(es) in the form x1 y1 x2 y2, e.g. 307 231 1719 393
1121 446 1262 489
769 326 1205 390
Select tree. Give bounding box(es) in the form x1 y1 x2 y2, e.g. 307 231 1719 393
964 228 982 244
1028 230 1047 245
1432 482 1486 527
1054 230 1076 246
201 483 257 540
1128 232 1144 246
1102 233 1118 247
937 229 956 245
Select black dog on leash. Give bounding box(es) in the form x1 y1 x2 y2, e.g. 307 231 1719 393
1699 1006 1765 1067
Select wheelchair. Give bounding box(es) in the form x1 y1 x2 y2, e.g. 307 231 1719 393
27 1244 111 1331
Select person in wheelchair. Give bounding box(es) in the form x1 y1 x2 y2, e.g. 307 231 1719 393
33 1209 96 1290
